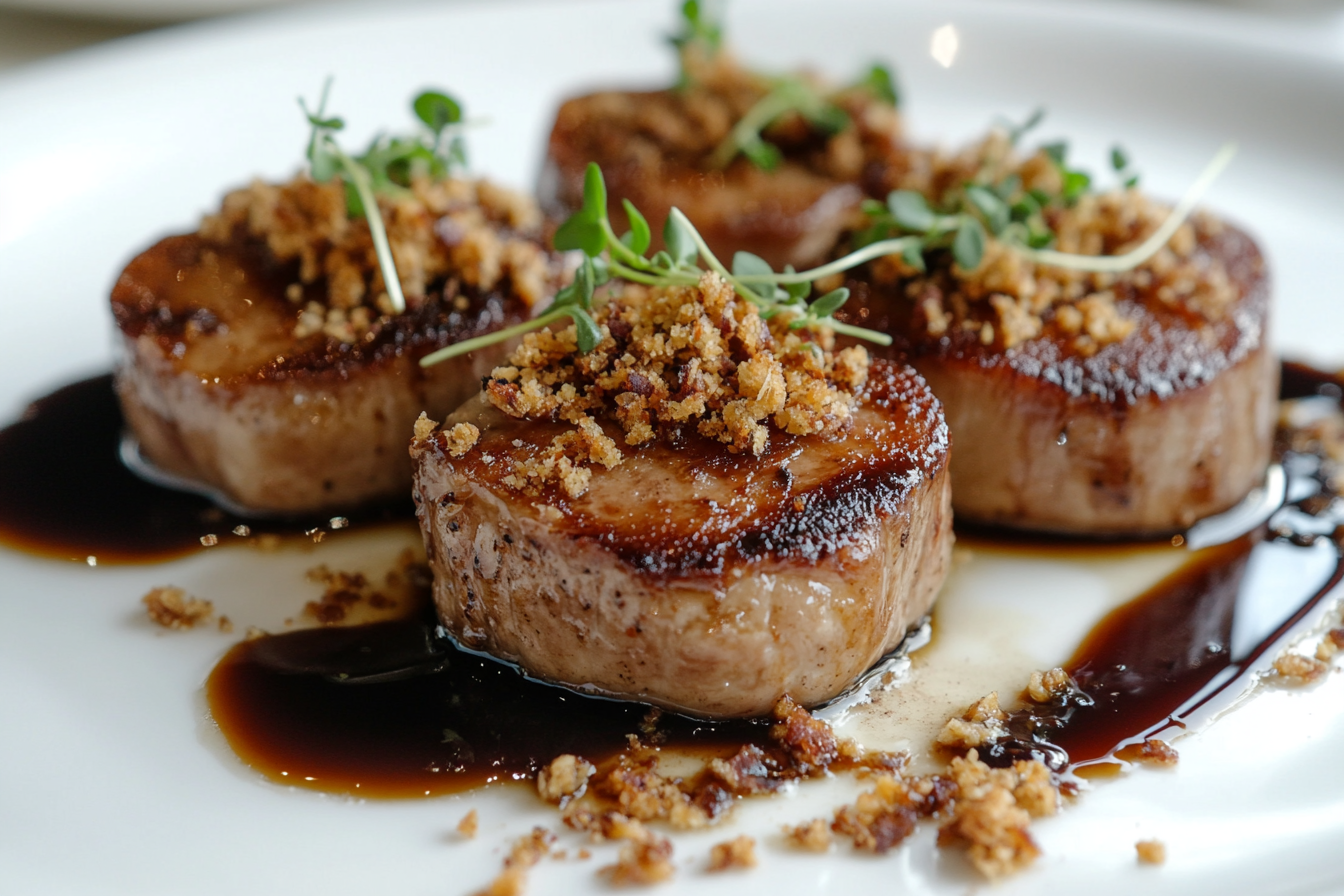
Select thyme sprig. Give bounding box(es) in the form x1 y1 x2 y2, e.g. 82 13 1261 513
300 81 470 315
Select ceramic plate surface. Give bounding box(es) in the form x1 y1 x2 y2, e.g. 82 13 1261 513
2 1 1344 894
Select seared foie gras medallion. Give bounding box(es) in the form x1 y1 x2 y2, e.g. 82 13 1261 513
411 272 951 718
539 12 909 270
843 134 1273 535
112 176 562 514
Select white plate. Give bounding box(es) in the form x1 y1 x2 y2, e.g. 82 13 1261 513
2 1 1344 894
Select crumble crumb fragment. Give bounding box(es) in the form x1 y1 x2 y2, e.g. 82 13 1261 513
784 818 832 852
1115 739 1179 768
445 422 481 458
413 412 439 443
479 827 555 896
1026 667 1074 703
706 835 756 872
142 586 214 630
457 809 479 839
537 754 595 805
217 615 233 634
1136 838 1167 865
1272 653 1329 685
603 833 675 886
939 751 1048 879
936 692 1008 748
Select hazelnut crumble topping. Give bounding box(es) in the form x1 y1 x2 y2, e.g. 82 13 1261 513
199 175 551 344
457 809 479 839
457 271 869 498
870 130 1237 354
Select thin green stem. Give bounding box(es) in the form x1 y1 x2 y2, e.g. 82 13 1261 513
733 237 919 285
609 261 698 287
418 306 568 368
828 319 893 345
599 218 655 272
1019 141 1237 273
670 208 732 280
334 145 406 314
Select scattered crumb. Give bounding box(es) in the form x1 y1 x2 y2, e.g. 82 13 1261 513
1026 667 1074 703
443 422 481 457
457 809 479 839
1136 838 1166 865
217 615 234 634
1115 739 1179 768
413 412 439 443
1272 653 1329 685
479 827 555 896
784 818 832 852
936 692 1008 748
199 534 219 547
302 551 426 625
537 754 595 805
603 833 675 886
142 586 213 630
706 835 756 872
231 525 251 537
577 849 592 860
244 626 268 641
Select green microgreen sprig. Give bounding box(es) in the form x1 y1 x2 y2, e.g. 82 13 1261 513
669 0 724 88
418 142 1234 369
707 64 900 171
419 162 909 368
300 80 470 315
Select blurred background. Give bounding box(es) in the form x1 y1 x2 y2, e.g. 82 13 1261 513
2 0 1344 73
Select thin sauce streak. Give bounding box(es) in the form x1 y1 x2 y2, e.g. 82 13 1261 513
0 375 410 561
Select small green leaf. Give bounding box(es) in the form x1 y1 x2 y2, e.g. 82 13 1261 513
783 270 811 302
553 214 606 256
887 190 936 233
809 287 850 319
568 307 603 353
310 143 340 182
620 199 651 255
1041 141 1067 165
901 240 926 272
860 198 887 216
741 139 782 171
1124 174 1139 189
1062 169 1092 202
649 250 675 271
590 255 611 285
663 213 699 267
731 251 776 299
858 63 899 106
581 162 608 221
802 102 849 135
413 90 462 135
952 218 986 270
1110 145 1129 172
965 185 1010 235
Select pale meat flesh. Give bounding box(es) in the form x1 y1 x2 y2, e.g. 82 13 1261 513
412 360 952 718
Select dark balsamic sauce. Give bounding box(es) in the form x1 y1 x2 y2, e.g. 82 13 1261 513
3 365 1343 796
0 375 411 561
207 614 770 798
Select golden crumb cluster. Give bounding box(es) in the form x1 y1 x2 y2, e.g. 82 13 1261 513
199 175 551 343
142 586 213 630
479 271 870 498
873 130 1237 354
